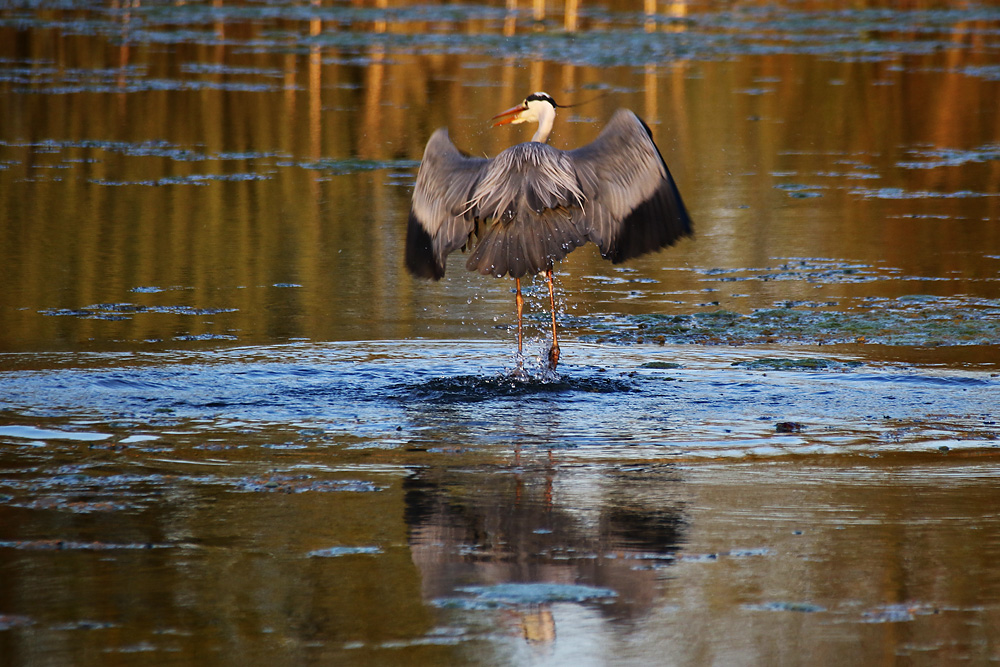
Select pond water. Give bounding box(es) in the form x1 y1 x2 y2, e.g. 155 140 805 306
2 0 1000 664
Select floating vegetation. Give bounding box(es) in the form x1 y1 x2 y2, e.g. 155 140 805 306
179 62 287 78
435 583 618 610
307 546 383 558
774 183 825 198
0 615 34 630
775 422 805 433
696 259 883 284
744 601 826 613
582 296 1000 347
958 65 1000 81
732 358 863 371
0 539 173 551
897 144 1000 170
92 173 272 186
862 602 938 623
232 475 383 494
1 60 289 94
3 137 205 161
0 138 285 165
40 303 238 320
174 333 239 341
2 137 416 182
3 4 998 71
9 498 135 513
287 157 420 175
850 187 1000 200
0 469 174 519
638 361 683 369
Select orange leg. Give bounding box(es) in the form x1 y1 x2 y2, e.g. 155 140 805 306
515 277 524 357
546 269 560 370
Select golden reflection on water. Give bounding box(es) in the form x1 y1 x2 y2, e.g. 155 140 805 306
5 432 1000 663
1 1 998 354
2 1 999 353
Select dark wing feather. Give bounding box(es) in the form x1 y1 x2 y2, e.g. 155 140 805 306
406 129 488 279
568 109 692 263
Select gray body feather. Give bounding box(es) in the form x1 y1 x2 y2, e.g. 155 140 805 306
405 109 692 280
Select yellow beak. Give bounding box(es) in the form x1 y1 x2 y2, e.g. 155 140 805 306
491 104 527 127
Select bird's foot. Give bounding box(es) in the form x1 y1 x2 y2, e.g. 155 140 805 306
547 344 560 370
510 366 530 382
511 353 528 380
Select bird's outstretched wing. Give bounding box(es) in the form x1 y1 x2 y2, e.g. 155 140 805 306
569 109 693 263
407 110 692 281
406 129 488 279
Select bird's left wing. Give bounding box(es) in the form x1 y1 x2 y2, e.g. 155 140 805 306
568 109 692 263
406 129 489 279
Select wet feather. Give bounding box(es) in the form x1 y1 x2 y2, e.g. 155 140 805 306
406 108 692 280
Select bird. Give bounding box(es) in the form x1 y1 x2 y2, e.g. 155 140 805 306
405 91 692 371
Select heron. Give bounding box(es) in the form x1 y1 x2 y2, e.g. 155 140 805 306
405 91 692 370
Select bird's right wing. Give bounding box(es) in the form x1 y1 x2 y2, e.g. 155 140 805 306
568 109 692 263
406 129 489 279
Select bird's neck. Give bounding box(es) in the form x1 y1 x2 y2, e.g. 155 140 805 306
531 106 555 143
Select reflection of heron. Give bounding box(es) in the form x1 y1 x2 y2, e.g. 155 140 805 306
406 92 692 369
402 463 686 627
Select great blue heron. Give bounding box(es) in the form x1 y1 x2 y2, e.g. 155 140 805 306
405 91 692 370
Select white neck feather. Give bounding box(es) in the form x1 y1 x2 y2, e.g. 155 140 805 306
531 104 556 143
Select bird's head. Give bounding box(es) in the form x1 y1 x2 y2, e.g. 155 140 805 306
491 92 558 127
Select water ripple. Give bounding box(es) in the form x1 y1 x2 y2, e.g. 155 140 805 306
0 342 996 461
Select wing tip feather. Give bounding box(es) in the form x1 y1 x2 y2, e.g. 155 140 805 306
606 177 693 264
405 210 446 280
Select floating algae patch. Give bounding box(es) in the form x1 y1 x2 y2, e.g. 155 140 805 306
9 2 997 70
234 6 1000 67
0 469 184 515
232 475 383 494
580 296 1000 347
307 546 383 558
861 602 939 623
897 143 1000 170
40 303 238 320
0 138 280 163
0 539 175 551
850 187 1000 200
92 173 272 186
434 583 618 610
288 157 419 175
731 358 863 371
696 260 884 285
744 601 826 613
0 615 34 630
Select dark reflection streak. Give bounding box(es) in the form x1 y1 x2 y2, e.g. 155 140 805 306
403 460 687 627
400 373 686 644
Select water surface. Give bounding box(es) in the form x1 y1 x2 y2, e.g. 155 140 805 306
2 0 1000 664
